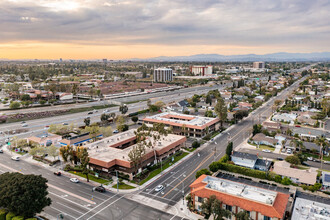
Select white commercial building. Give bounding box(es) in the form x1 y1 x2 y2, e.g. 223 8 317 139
253 61 265 69
153 68 173 82
291 197 330 220
190 65 213 76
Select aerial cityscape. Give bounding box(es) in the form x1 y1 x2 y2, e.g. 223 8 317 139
0 1 329 220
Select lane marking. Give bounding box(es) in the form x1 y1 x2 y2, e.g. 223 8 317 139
56 202 85 215
50 206 76 220
76 193 118 220
49 192 91 209
162 152 214 198
86 195 126 220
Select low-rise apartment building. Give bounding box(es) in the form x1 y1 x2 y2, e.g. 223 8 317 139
142 112 220 138
190 175 290 220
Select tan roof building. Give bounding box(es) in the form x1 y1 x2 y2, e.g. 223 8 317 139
87 129 186 179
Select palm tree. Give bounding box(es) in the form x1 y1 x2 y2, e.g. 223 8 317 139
315 137 328 170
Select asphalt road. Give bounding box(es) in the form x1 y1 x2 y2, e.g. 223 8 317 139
0 152 185 220
139 75 307 205
0 83 230 141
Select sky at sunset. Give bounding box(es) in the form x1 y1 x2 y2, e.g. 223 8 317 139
0 0 329 59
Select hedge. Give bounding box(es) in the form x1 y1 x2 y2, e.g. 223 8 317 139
209 155 229 172
12 217 24 220
6 213 15 220
0 209 7 220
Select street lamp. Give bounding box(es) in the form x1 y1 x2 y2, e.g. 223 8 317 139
171 173 186 205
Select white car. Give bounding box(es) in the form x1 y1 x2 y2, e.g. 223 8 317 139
155 185 164 192
287 149 292 154
262 149 271 153
103 109 109 113
11 156 20 161
70 178 79 183
307 157 313 161
22 124 28 127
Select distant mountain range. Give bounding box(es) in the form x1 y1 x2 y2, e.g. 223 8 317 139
129 52 330 62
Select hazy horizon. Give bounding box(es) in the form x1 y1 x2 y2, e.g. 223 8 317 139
1 0 329 59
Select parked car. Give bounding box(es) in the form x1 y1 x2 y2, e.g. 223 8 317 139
93 185 106 193
0 149 3 153
11 156 20 161
276 157 284 161
62 122 68 125
286 149 292 154
54 172 61 176
262 149 271 153
307 157 313 161
113 129 119 134
155 185 164 192
22 124 28 127
70 178 79 183
21 121 26 124
88 112 93 115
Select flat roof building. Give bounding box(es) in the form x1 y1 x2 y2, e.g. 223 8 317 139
143 112 220 138
253 61 265 69
190 175 290 220
154 68 173 82
291 197 330 220
190 65 213 76
86 129 186 179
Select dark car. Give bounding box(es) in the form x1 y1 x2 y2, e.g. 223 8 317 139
93 186 106 193
54 172 61 176
276 157 284 161
88 112 93 115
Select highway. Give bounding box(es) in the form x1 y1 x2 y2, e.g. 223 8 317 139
0 83 231 142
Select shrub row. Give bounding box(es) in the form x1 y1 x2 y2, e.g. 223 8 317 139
0 209 36 220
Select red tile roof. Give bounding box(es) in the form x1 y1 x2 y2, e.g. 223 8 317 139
190 175 289 219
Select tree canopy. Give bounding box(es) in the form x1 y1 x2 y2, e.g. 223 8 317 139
0 172 51 218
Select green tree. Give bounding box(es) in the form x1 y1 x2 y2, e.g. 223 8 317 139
21 94 31 101
226 142 233 157
0 172 51 218
84 117 91 126
76 147 90 182
47 145 59 160
315 137 328 170
215 97 227 128
131 116 139 124
196 168 211 179
252 124 262 136
119 104 128 115
236 211 251 220
206 94 212 106
285 155 300 165
9 101 20 109
100 113 110 125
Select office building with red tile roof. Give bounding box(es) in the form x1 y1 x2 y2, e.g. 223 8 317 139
190 175 290 220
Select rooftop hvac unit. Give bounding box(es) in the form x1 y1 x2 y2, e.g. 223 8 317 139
266 198 273 204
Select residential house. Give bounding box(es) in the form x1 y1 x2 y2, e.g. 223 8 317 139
251 133 278 146
231 151 272 171
272 113 297 124
27 133 62 147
